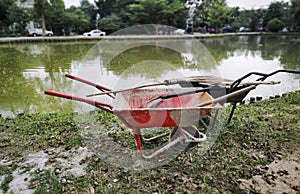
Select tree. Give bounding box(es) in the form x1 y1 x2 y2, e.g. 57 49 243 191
263 2 287 27
247 9 265 31
65 7 90 35
126 0 187 34
194 0 211 26
8 5 32 35
48 0 66 35
267 18 285 32
206 0 232 31
95 0 116 18
165 0 187 27
128 0 186 27
290 0 300 31
97 14 124 34
0 0 32 36
34 0 50 36
128 0 169 24
0 0 20 35
80 0 98 30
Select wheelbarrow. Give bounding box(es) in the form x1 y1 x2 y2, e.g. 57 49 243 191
86 69 300 123
44 74 256 159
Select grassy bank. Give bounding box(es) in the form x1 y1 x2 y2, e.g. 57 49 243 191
0 91 299 193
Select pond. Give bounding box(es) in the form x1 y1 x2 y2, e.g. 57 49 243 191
0 35 299 117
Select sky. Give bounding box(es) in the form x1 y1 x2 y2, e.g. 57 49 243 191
226 0 290 9
64 0 290 10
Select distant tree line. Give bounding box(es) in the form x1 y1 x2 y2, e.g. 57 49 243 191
0 0 300 36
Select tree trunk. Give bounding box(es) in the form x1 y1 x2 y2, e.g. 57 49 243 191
41 10 46 36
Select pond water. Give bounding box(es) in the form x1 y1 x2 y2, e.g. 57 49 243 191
0 35 299 117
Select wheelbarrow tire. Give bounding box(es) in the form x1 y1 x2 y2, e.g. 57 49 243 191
169 125 201 150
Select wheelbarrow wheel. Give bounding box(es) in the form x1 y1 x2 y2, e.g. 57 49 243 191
169 125 205 150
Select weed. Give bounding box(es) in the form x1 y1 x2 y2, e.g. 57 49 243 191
0 174 13 192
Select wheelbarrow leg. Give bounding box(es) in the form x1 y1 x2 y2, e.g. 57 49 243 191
133 128 143 156
227 103 237 124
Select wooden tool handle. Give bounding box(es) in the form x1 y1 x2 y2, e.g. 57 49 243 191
199 85 256 107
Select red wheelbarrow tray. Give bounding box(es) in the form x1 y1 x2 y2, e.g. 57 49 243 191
113 88 223 129
103 88 223 159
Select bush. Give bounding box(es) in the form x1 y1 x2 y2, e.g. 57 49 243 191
267 18 285 32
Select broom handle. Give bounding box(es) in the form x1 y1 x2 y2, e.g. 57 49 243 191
199 85 256 107
86 82 165 97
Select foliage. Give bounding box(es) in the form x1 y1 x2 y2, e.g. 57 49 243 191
47 0 66 35
33 0 50 36
165 0 187 27
1 0 300 35
263 2 289 27
31 170 63 194
65 7 90 35
290 0 300 31
129 0 172 25
8 5 32 36
267 18 285 32
95 0 116 18
0 0 16 30
80 0 98 31
206 0 232 30
97 14 124 34
0 0 32 36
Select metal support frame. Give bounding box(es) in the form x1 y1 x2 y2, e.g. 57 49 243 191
227 103 237 124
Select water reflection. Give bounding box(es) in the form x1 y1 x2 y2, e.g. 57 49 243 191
0 36 299 117
202 35 300 70
201 35 300 98
0 42 94 116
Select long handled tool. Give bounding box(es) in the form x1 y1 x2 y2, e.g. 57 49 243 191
143 87 211 108
86 75 281 98
143 81 279 108
86 76 231 97
87 82 166 97
144 85 256 109
198 85 256 107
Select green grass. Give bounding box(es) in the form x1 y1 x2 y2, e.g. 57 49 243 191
0 91 299 193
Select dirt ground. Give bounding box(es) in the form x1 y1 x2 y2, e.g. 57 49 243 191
239 150 300 194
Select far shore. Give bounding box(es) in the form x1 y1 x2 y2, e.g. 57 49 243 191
1 32 300 44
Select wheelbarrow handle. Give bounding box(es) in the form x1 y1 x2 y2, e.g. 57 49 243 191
65 74 111 92
65 74 115 99
230 69 300 91
44 90 113 113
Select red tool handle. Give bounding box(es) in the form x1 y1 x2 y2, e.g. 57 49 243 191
44 90 113 113
65 74 114 99
65 74 111 91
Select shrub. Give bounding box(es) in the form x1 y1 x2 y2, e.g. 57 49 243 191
267 18 285 32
